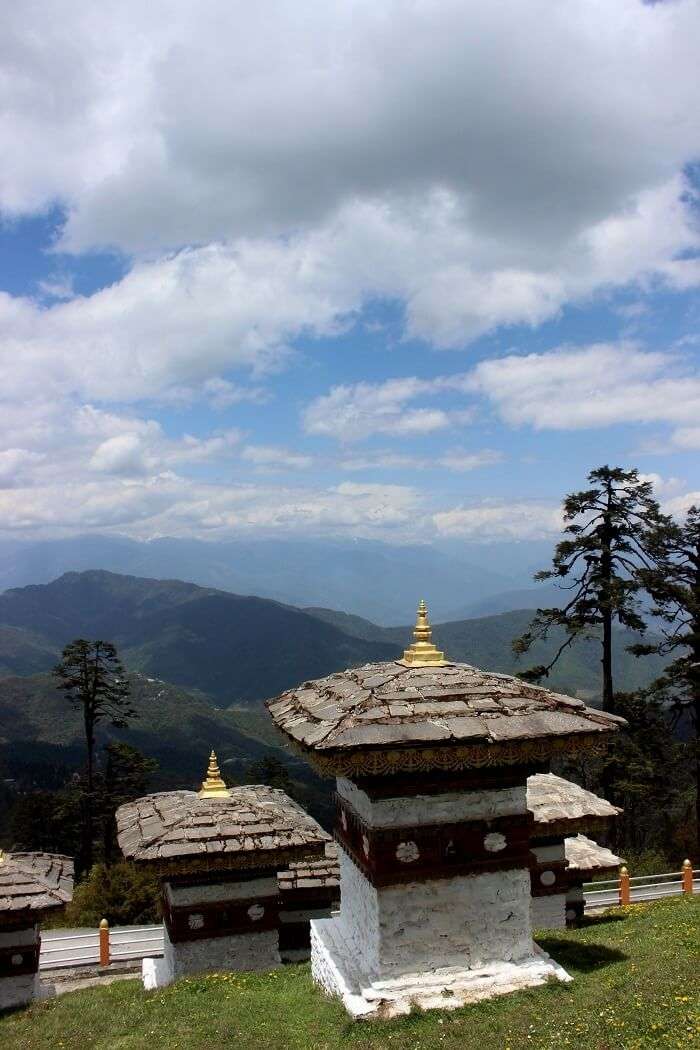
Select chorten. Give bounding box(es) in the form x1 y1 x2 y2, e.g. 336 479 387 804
563 834 623 924
0 851 74 1009
116 751 330 988
267 601 626 1018
526 772 622 928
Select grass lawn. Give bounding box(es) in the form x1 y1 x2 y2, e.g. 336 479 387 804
2 896 698 1050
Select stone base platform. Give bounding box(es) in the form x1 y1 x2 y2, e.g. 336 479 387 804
310 918 571 1020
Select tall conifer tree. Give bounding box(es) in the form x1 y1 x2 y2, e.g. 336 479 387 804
632 506 700 846
513 466 662 711
53 640 136 869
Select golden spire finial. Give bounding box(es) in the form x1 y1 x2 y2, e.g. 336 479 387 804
402 599 446 665
198 750 231 799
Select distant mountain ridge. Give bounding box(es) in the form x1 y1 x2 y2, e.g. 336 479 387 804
307 606 667 701
0 570 398 705
0 534 517 625
0 570 667 707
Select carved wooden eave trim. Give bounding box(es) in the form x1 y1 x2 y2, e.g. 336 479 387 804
294 732 611 778
131 843 328 879
531 814 617 840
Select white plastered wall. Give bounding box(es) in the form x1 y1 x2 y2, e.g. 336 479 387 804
335 846 533 979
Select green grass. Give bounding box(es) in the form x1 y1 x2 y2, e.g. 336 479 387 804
2 897 698 1050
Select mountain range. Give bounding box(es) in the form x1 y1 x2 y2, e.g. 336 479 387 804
0 568 666 706
0 534 544 625
0 568 669 835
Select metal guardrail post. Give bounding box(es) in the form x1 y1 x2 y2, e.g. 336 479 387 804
99 918 110 967
619 865 631 906
682 859 694 894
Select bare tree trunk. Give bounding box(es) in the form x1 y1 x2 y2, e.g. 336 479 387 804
83 711 95 872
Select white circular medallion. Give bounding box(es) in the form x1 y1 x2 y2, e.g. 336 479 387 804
187 913 204 930
540 870 556 887
483 832 507 853
247 904 265 921
395 840 420 863
10 953 23 966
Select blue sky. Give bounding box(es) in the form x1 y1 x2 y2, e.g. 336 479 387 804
1 1 699 548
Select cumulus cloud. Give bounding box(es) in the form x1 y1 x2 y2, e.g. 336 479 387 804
2 3 700 546
0 474 422 541
664 490 700 518
339 448 502 472
89 434 157 476
433 501 564 541
469 342 700 443
0 3 697 410
3 1 698 253
241 445 314 470
303 374 473 442
0 448 45 488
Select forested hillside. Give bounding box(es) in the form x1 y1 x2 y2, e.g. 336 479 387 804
0 570 666 706
0 571 397 704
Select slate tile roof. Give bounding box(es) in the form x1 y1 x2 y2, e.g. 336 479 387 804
565 833 623 874
528 773 622 836
116 784 330 867
0 853 74 915
278 842 340 893
267 662 625 769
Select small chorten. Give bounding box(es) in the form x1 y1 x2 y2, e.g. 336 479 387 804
0 852 73 1009
401 600 445 665
198 751 230 798
526 773 622 927
266 600 626 1019
116 749 330 989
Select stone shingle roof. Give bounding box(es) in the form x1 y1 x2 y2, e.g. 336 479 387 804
116 785 330 873
0 853 74 916
267 662 625 775
278 842 340 893
528 773 622 837
565 833 623 874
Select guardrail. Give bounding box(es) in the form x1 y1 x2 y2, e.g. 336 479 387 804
39 924 164 971
584 858 698 911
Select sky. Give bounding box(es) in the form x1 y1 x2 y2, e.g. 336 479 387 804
1 0 700 549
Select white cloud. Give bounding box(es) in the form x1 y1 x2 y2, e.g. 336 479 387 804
303 374 473 442
0 399 244 493
671 427 700 450
433 501 564 541
0 4 697 409
0 448 45 488
637 473 687 499
437 449 503 473
3 1 698 257
470 343 700 441
241 445 313 470
202 378 269 411
339 448 502 472
664 491 700 519
89 434 157 477
0 474 422 541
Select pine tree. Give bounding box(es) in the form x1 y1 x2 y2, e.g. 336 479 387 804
246 754 295 796
631 505 700 848
53 640 136 869
100 743 158 864
513 466 662 711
